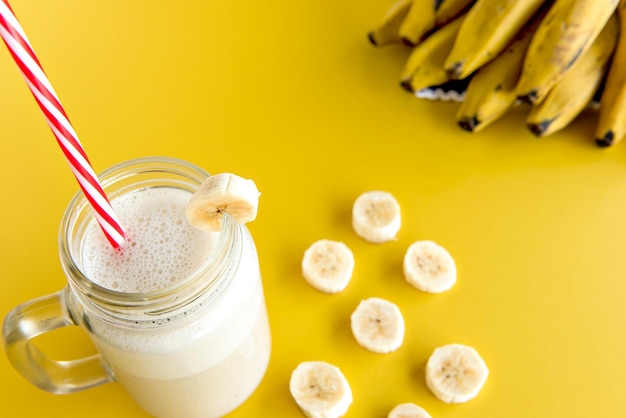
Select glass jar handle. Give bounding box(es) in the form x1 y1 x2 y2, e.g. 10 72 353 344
2 289 113 393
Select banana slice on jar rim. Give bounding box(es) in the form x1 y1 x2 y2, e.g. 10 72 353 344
185 173 260 231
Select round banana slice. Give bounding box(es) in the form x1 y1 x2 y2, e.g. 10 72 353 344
289 361 353 418
301 239 355 293
185 173 260 231
352 190 401 243
425 343 489 404
403 240 456 293
388 402 432 418
350 297 405 354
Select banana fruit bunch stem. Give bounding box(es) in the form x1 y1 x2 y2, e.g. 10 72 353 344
368 0 626 146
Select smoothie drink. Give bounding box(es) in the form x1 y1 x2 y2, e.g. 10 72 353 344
73 186 271 417
2 158 271 418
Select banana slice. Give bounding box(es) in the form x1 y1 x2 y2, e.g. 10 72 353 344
289 361 353 418
301 239 355 293
388 402 432 418
350 297 405 353
352 190 401 243
403 240 456 293
185 173 259 231
425 343 489 404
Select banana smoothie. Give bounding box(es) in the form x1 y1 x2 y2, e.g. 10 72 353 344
2 158 270 417
76 184 270 417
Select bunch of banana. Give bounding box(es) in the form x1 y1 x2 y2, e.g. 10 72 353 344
456 10 543 132
526 15 618 137
368 0 626 147
398 0 474 46
596 0 626 146
400 12 466 93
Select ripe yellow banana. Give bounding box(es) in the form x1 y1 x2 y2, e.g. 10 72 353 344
526 15 618 137
368 0 413 47
456 15 538 132
400 13 466 93
444 0 548 80
516 0 619 104
398 0 474 47
596 0 626 147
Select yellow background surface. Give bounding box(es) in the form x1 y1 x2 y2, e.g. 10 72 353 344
1 1 626 417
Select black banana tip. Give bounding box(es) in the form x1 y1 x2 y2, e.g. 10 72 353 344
527 120 551 137
400 79 414 93
367 31 378 46
445 62 463 80
401 38 416 47
596 132 614 148
518 90 539 104
458 116 479 132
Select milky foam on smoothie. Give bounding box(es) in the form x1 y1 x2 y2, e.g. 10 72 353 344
82 187 218 293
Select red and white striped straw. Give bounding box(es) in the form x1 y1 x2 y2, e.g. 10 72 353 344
0 0 125 249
